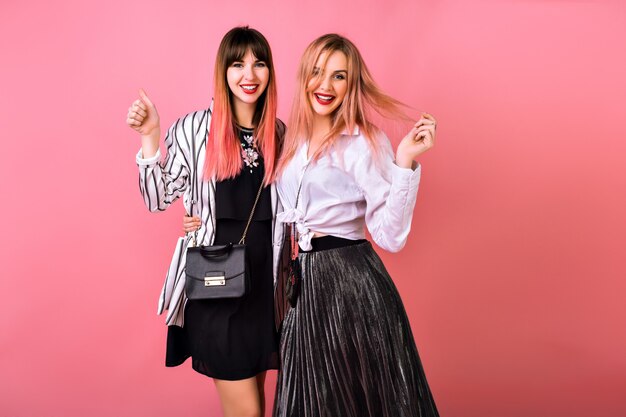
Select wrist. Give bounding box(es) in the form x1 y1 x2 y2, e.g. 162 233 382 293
395 153 414 169
140 129 160 159
141 127 160 141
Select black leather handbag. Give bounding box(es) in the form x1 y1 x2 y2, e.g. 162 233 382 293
284 171 306 307
185 243 249 299
285 222 301 307
185 183 263 300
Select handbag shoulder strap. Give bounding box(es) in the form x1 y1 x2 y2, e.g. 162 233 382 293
294 161 309 210
239 182 264 245
288 162 309 259
189 123 265 246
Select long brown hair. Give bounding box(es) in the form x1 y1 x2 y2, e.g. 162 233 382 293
204 26 279 185
277 34 410 172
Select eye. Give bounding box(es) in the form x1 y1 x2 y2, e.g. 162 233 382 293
231 62 244 68
312 68 321 76
255 61 267 68
333 73 346 80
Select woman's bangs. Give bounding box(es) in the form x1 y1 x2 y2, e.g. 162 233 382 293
248 39 270 65
224 32 270 66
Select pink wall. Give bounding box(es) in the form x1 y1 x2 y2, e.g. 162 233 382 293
1 0 625 416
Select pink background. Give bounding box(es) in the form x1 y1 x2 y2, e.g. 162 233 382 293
1 0 625 416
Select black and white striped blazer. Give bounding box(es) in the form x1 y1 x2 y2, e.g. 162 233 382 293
136 105 286 327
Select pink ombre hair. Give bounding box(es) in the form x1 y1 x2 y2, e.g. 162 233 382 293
277 34 411 173
204 26 279 185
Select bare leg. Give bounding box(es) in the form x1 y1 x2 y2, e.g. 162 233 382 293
214 375 264 417
256 372 267 417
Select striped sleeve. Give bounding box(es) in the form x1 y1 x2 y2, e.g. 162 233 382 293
136 115 193 212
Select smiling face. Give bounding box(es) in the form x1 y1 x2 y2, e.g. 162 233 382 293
307 50 348 120
227 49 270 108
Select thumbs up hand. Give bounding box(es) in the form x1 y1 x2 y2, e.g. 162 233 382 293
126 89 160 137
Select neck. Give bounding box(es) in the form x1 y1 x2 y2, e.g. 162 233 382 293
307 113 333 158
233 100 256 128
310 113 332 142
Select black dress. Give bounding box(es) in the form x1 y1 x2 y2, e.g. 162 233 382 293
165 126 279 380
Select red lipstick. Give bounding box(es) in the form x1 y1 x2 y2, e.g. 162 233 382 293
314 93 335 105
240 84 259 94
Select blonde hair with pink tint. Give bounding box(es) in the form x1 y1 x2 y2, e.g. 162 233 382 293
278 34 410 172
205 26 279 185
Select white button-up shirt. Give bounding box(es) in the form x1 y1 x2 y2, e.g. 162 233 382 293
277 128 421 252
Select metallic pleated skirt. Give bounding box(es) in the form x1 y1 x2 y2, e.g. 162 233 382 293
273 241 439 417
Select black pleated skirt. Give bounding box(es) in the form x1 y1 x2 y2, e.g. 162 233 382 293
165 218 279 380
273 240 439 417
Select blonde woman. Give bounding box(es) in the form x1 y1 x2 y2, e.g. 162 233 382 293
273 34 439 417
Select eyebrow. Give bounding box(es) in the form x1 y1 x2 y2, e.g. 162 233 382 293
232 58 266 63
312 67 347 74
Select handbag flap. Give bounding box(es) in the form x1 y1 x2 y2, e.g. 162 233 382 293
185 244 247 281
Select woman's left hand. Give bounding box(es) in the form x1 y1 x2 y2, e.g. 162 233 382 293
395 113 437 169
183 215 202 234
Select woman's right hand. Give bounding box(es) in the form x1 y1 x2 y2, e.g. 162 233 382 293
183 215 202 234
395 113 437 169
127 89 161 158
126 89 160 136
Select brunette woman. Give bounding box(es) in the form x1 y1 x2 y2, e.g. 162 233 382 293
126 26 284 417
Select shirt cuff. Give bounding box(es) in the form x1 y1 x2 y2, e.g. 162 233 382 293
391 162 421 192
136 148 161 166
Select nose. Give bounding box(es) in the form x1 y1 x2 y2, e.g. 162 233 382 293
243 64 255 80
319 75 332 92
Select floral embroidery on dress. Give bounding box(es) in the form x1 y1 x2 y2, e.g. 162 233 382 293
242 132 254 146
240 129 259 173
241 146 260 170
